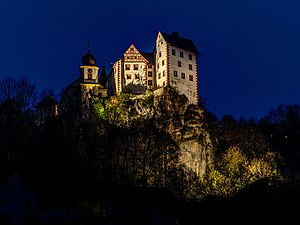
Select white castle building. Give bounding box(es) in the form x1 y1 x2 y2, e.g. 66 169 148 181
109 31 199 104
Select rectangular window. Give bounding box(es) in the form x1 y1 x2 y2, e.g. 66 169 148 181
148 71 153 77
162 60 165 66
189 75 193 81
135 74 140 79
148 65 152 69
178 61 181 67
180 51 184 58
88 74 92 80
125 64 130 70
157 63 159 69
174 70 178 77
126 74 132 79
159 51 162 57
181 72 185 79
188 54 193 60
163 70 165 77
189 64 193 70
134 64 138 70
172 49 176 55
163 81 165 86
158 72 161 79
148 80 152 86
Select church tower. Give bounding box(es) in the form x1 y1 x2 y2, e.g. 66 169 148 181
79 43 100 90
59 42 108 119
78 42 108 98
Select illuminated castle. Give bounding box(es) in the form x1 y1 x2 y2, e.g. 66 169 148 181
59 31 199 117
108 31 199 104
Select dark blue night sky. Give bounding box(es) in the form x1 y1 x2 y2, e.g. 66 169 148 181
1 0 299 119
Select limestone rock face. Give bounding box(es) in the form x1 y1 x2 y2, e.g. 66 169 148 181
151 87 213 177
166 105 213 178
179 134 213 177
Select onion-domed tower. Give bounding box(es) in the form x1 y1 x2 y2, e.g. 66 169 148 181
78 42 108 97
60 42 108 119
79 42 99 84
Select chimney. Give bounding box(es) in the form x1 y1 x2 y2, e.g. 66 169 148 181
172 31 179 37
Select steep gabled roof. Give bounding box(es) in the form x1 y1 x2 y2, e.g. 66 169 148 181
140 52 155 64
121 44 148 62
159 31 198 53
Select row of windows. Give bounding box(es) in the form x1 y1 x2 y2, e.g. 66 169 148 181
125 64 140 70
172 49 193 60
125 77 154 86
125 67 194 80
126 74 140 79
158 50 193 60
174 70 194 81
126 61 193 71
157 70 194 81
177 61 193 70
125 56 142 60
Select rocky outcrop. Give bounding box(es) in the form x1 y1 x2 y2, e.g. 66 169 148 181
151 88 213 177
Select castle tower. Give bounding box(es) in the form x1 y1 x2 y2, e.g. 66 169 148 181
155 31 198 104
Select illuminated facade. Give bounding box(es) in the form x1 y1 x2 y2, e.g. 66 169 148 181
112 44 155 95
155 31 198 104
109 31 199 104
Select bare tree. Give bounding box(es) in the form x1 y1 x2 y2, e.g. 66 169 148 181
0 76 37 111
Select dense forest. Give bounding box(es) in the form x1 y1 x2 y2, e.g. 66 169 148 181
0 76 299 224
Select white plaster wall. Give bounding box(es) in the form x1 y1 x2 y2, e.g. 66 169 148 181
113 60 122 93
168 47 198 104
124 62 147 86
156 33 168 88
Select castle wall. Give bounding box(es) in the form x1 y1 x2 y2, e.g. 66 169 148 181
168 47 198 104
